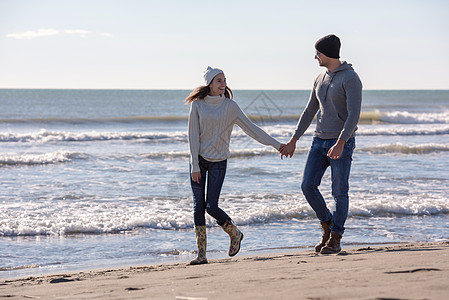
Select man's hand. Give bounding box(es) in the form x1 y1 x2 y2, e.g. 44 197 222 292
327 138 346 160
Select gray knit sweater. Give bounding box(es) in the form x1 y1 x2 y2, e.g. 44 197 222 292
188 95 281 173
294 61 363 141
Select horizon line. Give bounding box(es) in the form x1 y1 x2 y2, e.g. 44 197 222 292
1 87 449 91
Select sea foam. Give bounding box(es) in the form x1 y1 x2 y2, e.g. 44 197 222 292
0 129 187 143
378 111 449 124
2 124 448 146
1 193 447 237
0 151 83 166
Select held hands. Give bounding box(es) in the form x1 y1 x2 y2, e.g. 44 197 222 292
279 143 286 156
279 137 298 159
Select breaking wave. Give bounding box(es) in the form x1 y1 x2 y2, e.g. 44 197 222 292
1 193 447 237
0 151 87 166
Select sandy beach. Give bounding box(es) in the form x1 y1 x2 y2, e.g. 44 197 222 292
1 242 448 300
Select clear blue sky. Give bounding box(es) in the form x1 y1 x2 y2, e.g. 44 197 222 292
1 0 448 90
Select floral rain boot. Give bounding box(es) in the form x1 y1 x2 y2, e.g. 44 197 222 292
189 225 208 265
221 219 244 257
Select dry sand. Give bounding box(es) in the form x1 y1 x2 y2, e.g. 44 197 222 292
1 242 448 299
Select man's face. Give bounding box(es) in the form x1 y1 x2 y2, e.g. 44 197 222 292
315 51 327 67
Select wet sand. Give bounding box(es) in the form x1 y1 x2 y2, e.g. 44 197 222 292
1 242 448 299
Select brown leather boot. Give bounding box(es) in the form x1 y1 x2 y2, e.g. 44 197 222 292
320 232 342 254
314 220 333 252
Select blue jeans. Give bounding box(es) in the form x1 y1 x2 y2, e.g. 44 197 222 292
301 137 355 235
191 156 229 226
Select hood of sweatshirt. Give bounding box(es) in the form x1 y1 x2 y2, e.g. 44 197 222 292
327 61 353 75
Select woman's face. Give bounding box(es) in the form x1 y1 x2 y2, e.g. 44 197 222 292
209 73 227 96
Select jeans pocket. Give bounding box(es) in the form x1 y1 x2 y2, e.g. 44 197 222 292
343 138 355 160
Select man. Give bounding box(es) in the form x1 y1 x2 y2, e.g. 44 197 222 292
281 34 362 254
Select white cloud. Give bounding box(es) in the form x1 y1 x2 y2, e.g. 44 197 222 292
6 28 60 39
63 30 92 38
6 29 109 39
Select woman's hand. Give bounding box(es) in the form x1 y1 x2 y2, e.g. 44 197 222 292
191 171 201 184
279 143 286 154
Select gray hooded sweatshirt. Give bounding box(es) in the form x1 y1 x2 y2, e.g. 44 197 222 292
293 61 362 142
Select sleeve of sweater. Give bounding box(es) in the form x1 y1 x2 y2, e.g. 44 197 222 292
232 102 282 150
339 74 363 141
293 86 319 139
188 102 201 173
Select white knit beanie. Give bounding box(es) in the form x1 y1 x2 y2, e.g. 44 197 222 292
203 66 224 86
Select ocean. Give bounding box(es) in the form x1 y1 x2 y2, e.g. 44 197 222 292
1 89 448 278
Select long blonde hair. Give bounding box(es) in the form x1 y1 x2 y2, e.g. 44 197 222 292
184 85 233 103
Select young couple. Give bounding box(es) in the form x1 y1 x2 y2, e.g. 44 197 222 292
186 34 363 265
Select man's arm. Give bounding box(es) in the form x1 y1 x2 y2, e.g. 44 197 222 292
339 75 362 142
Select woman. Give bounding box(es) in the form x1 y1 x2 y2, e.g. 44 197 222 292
186 66 284 265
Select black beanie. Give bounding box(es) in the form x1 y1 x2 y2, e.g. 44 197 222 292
315 34 341 59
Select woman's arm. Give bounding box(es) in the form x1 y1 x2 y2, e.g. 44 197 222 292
232 102 282 150
188 103 201 179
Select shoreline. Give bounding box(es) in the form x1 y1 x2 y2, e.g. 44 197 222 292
0 241 411 281
1 241 448 299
